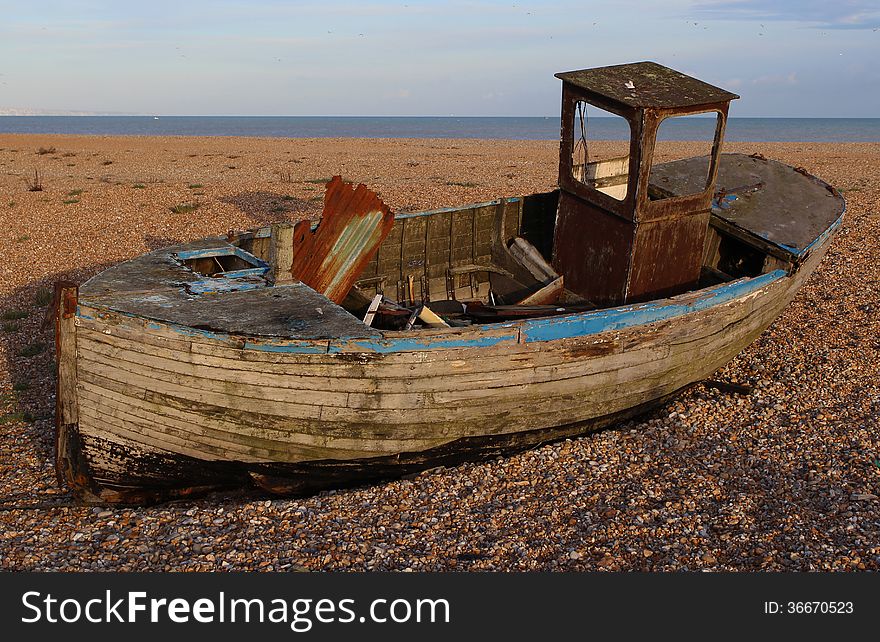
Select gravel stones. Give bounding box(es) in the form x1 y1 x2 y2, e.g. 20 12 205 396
0 136 877 571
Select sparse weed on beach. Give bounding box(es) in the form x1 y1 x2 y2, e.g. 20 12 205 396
24 169 43 192
34 288 53 307
0 411 36 424
170 202 201 214
17 342 45 358
446 180 478 187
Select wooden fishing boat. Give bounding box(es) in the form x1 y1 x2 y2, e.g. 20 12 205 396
53 62 845 504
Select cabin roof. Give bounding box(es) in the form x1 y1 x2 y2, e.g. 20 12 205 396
555 61 739 110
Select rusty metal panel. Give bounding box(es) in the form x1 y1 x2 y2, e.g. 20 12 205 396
289 176 394 304
552 191 633 306
628 212 709 302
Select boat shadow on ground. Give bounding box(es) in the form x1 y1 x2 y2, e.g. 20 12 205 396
220 191 322 226
0 267 100 507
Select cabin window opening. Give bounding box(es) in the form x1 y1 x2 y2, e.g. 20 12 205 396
183 253 253 277
175 246 269 279
570 101 632 201
648 111 722 200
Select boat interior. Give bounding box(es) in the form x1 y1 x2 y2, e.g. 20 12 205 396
223 149 842 332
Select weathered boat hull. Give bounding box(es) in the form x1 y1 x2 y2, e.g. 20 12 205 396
56 229 835 504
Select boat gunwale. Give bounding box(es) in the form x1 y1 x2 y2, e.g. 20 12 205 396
77 267 790 354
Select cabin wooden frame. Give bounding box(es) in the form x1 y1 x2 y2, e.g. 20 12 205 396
554 61 738 305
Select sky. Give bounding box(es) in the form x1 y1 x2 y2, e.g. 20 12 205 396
0 0 878 117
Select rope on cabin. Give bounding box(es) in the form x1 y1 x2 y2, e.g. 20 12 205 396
573 102 589 182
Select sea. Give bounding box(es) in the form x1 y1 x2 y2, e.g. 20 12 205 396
0 116 878 142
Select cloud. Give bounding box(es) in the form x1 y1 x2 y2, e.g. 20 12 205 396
693 0 880 29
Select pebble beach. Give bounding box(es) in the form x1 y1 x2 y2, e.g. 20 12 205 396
0 134 877 571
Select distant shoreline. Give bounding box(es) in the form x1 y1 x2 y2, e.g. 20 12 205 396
4 133 880 147
1 116 879 142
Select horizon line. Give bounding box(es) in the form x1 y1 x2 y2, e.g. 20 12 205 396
2 114 880 119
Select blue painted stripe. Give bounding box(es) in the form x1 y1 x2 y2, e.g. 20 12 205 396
329 331 519 354
185 279 267 295
243 340 330 354
797 208 845 258
520 270 786 343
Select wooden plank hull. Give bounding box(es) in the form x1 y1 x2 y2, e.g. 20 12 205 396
56 228 836 504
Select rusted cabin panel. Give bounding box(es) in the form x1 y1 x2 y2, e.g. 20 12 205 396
289 176 394 304
702 226 723 271
628 212 709 302
552 190 632 305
